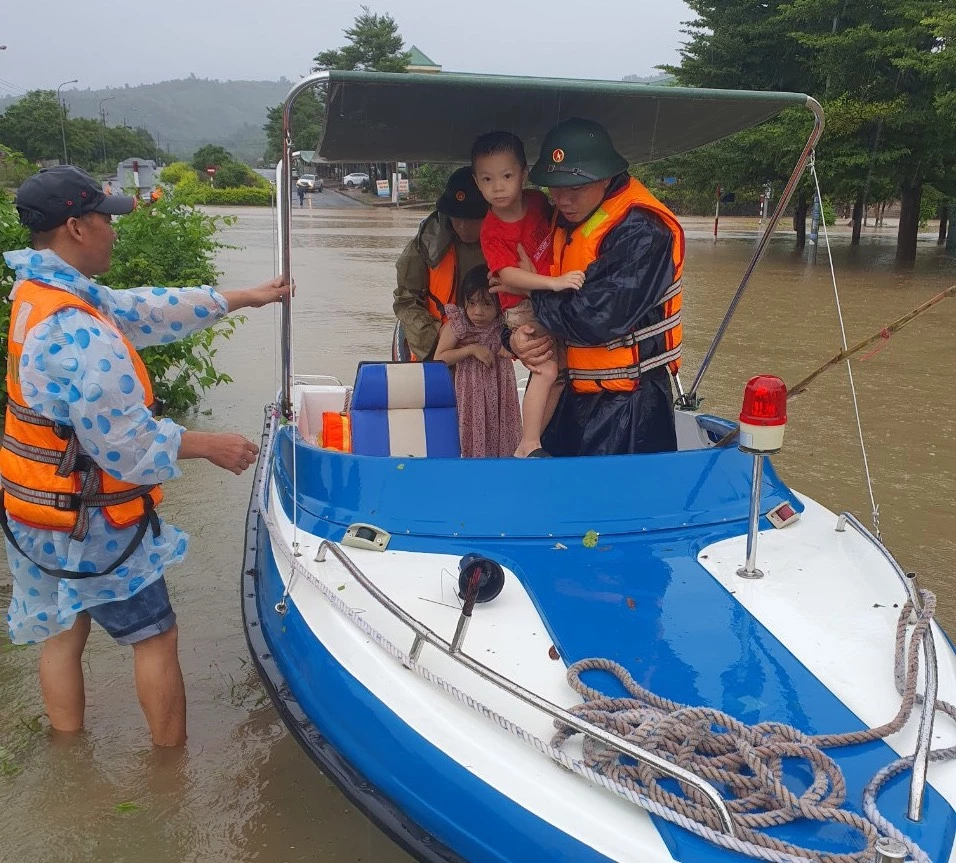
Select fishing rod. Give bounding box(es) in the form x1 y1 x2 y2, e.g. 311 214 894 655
788 283 956 398
712 284 956 447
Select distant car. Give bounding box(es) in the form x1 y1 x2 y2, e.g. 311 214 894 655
296 174 323 192
342 172 370 189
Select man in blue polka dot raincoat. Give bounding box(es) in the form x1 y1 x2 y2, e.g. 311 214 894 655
1 166 290 746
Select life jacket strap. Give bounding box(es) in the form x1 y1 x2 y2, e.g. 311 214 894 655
0 475 159 541
0 490 161 580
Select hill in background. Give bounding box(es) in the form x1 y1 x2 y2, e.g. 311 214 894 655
0 77 293 163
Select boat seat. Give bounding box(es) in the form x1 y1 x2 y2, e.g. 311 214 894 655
349 361 460 458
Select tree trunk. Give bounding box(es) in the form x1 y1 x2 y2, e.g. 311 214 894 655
947 214 956 255
793 192 808 249
939 205 949 245
896 178 922 264
851 192 864 246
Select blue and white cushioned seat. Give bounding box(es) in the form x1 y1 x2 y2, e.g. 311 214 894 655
349 362 460 457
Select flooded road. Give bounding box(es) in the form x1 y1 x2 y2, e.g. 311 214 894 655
1 203 954 862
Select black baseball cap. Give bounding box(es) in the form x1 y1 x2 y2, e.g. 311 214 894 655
15 166 136 233
436 166 488 221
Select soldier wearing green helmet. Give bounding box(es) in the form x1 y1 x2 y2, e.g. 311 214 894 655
508 117 687 456
528 118 628 188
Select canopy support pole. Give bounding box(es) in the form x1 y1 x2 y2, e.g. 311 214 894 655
680 97 825 410
280 71 331 419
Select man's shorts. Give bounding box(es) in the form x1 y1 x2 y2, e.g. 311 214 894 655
88 576 177 646
503 298 544 335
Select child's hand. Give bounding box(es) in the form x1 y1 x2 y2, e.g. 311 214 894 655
552 271 585 291
470 344 495 368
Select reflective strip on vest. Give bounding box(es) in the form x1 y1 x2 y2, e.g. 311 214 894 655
604 279 683 350
554 179 685 393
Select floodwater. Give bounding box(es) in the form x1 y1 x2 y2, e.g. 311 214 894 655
1 191 954 862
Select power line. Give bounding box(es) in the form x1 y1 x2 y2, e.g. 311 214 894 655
0 76 29 96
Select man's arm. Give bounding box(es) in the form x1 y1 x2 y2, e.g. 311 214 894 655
100 277 290 350
20 310 261 483
394 239 441 359
533 210 676 345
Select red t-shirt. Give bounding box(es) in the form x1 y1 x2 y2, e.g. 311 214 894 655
480 189 553 311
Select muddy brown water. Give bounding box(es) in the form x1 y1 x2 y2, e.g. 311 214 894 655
1 200 954 863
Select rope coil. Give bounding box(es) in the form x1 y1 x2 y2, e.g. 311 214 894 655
553 586 953 863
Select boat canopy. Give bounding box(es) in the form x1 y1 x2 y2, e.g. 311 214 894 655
317 70 812 164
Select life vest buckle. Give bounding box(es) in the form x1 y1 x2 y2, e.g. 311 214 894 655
54 492 83 512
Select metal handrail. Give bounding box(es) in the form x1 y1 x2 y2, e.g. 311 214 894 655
836 511 937 821
313 540 738 837
685 97 826 406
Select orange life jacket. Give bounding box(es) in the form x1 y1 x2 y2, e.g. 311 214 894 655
552 178 685 394
0 280 164 551
398 244 459 362
422 245 457 324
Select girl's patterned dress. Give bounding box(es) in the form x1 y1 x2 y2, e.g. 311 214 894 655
444 304 521 458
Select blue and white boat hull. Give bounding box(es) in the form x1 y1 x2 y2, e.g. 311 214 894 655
243 387 956 863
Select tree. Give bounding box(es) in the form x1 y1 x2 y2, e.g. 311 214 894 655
663 0 955 261
0 90 66 163
263 88 324 164
312 6 411 73
192 145 233 173
263 7 410 164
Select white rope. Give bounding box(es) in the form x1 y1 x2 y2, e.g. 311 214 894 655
253 413 934 863
810 155 882 538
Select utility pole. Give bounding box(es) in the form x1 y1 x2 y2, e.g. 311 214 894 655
57 78 78 165
99 95 115 166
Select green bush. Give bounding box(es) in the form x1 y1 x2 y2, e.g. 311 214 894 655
212 160 269 190
0 145 35 189
0 190 30 404
821 198 836 227
412 163 460 202
104 194 243 413
0 187 242 415
160 161 195 185
204 185 272 205
172 172 272 206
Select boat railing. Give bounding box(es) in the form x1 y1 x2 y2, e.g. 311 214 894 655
836 510 937 821
311 538 739 837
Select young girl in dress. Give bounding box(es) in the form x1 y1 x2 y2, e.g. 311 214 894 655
433 266 521 458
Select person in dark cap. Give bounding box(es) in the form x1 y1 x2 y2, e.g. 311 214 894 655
1 165 291 746
505 118 686 456
393 166 489 360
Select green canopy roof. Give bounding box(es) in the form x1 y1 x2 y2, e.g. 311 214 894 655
317 71 813 165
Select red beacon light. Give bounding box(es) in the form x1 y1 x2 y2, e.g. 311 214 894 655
738 375 788 453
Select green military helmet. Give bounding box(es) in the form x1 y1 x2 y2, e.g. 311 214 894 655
529 118 628 188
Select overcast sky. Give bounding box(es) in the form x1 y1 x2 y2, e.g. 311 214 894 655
1 0 693 96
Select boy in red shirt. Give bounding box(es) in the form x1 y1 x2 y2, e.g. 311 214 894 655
471 131 585 458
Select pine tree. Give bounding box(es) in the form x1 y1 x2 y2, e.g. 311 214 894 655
312 6 411 73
